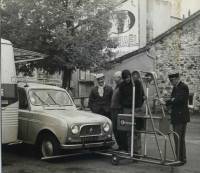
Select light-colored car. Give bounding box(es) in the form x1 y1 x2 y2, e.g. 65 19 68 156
17 82 114 157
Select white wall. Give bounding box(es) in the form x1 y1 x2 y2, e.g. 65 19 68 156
170 0 200 18
139 0 147 47
103 52 154 86
147 0 172 41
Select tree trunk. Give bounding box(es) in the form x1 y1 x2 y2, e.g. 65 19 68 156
62 68 72 89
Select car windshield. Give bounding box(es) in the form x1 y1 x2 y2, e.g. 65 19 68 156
29 89 73 106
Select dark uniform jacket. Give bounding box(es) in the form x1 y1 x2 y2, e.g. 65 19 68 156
88 85 113 115
166 81 190 124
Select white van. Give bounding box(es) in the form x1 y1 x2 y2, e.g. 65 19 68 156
1 38 18 144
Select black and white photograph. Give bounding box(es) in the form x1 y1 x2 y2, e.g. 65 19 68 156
1 0 200 173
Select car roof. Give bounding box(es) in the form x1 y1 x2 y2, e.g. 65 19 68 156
18 82 65 91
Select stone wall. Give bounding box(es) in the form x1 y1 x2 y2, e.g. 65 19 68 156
149 15 200 110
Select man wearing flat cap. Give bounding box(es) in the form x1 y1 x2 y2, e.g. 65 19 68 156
163 71 190 165
88 73 113 119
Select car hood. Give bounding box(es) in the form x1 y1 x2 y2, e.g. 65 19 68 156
38 109 110 125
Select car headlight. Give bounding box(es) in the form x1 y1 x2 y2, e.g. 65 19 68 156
103 122 110 133
71 125 80 135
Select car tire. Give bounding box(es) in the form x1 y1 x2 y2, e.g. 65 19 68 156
38 134 60 158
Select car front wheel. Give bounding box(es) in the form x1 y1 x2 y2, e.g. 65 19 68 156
39 134 60 158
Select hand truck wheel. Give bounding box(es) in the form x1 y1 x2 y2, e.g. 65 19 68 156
112 154 119 165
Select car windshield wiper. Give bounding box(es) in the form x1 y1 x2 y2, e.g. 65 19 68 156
32 92 49 106
47 93 62 106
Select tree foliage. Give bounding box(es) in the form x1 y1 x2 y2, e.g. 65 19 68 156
1 0 120 75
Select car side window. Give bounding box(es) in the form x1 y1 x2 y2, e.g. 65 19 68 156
18 88 29 110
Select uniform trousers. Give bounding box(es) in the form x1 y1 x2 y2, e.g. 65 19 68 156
172 123 187 162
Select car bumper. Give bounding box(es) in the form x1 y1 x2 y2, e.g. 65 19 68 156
61 140 115 150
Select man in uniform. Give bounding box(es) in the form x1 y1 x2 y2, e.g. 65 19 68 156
161 71 190 165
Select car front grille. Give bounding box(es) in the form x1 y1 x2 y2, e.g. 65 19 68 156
81 136 99 143
80 125 101 137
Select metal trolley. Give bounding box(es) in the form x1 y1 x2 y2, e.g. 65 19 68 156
110 70 181 166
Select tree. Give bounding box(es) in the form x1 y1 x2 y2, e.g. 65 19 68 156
1 0 122 88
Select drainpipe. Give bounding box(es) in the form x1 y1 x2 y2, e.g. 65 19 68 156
146 49 157 113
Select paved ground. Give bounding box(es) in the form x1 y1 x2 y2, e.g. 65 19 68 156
2 114 200 173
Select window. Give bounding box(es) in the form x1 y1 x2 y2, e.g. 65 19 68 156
29 89 73 106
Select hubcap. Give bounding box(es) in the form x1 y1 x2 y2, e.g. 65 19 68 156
41 140 54 157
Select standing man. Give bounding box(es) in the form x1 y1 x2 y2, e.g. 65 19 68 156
165 72 190 165
110 71 125 150
118 70 144 154
88 73 113 119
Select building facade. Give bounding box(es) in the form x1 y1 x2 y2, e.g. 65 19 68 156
104 10 200 111
109 0 181 59
149 10 200 111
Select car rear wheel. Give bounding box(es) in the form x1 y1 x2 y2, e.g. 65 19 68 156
39 134 60 158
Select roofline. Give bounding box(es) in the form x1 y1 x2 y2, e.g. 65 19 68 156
148 10 200 45
107 10 200 65
14 47 47 63
109 46 148 64
15 57 44 63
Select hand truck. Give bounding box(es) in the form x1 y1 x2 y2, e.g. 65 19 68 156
111 70 181 167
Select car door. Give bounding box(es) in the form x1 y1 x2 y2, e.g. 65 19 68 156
18 87 31 142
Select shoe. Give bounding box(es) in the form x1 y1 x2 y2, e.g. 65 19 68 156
175 161 186 166
182 160 187 163
181 160 187 165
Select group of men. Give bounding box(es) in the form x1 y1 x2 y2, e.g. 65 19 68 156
88 70 144 154
88 70 190 166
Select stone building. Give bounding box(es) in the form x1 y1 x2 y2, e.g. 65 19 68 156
148 10 200 111
103 10 200 111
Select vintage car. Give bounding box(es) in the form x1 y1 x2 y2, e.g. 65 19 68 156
17 82 114 157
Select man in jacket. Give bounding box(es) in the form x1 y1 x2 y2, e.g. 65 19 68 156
110 71 126 150
88 73 113 119
118 70 144 154
165 72 190 165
